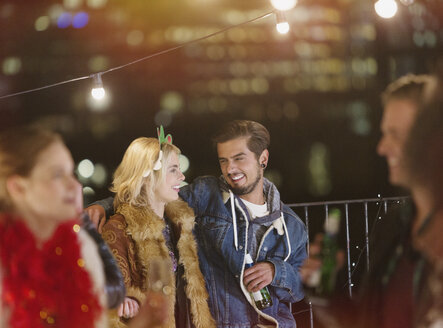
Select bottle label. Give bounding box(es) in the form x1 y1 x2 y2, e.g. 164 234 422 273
252 290 263 301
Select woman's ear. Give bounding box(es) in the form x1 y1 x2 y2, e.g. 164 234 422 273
6 175 26 200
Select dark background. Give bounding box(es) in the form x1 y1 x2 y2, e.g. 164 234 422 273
1 0 442 205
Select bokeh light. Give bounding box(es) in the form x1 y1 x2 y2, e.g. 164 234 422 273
179 155 190 173
78 159 94 178
35 16 50 31
90 163 107 186
2 57 22 75
400 0 414 5
72 12 89 28
57 12 72 28
87 0 108 9
83 186 96 196
126 30 144 46
64 0 83 10
160 91 184 113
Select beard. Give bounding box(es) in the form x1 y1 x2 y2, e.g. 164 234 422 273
229 165 262 196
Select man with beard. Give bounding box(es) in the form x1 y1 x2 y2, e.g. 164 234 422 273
88 120 307 327
180 120 307 327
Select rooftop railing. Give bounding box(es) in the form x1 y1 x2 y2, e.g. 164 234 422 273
288 195 410 328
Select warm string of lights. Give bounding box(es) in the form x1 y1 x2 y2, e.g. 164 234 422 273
0 0 414 101
0 9 288 101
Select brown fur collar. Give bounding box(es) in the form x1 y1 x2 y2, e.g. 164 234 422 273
117 199 215 328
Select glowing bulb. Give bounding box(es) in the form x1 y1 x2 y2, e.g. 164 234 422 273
276 22 290 34
90 73 106 100
275 11 290 34
91 87 105 100
270 0 297 11
375 0 398 19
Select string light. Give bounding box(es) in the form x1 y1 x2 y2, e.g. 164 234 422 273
375 0 398 19
270 0 297 11
0 0 419 101
0 11 273 100
275 11 290 34
90 73 105 100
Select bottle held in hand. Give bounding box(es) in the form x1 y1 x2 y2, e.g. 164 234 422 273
244 253 273 310
316 208 341 296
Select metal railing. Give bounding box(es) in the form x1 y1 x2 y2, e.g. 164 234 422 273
287 195 410 328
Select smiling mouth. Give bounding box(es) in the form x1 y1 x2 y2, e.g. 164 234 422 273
172 185 181 192
230 174 245 182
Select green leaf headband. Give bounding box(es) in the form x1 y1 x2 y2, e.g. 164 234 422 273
142 126 172 178
157 125 173 145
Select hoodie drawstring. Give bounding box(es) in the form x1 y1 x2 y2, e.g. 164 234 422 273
230 190 238 251
280 212 291 262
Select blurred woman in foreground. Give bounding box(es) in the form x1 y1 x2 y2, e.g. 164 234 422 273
0 126 107 328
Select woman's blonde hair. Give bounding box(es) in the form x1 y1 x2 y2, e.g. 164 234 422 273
111 137 180 209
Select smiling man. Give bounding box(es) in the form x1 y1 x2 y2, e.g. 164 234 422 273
377 74 433 187
354 74 436 328
179 120 307 327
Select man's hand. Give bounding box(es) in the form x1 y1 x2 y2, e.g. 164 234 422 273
300 233 345 286
243 261 275 292
84 204 106 233
300 233 323 285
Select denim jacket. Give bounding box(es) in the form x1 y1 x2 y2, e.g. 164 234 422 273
179 176 308 328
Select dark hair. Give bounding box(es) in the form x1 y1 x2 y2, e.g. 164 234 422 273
381 74 435 107
212 120 270 158
0 126 62 211
404 92 443 208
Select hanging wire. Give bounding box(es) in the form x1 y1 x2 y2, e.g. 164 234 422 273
0 10 275 100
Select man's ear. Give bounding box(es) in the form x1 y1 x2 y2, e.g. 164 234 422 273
259 149 269 168
6 175 27 200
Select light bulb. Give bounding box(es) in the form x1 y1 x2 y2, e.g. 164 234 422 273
276 22 290 34
90 73 106 100
375 0 398 19
275 11 290 34
91 87 105 100
270 0 297 11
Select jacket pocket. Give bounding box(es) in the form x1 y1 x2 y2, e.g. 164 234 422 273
199 217 230 251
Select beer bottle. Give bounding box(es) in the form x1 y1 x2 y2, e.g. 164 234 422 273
244 253 273 310
316 208 341 296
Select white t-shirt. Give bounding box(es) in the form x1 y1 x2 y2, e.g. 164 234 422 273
241 198 269 219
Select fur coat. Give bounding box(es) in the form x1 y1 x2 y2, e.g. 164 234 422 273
101 199 215 328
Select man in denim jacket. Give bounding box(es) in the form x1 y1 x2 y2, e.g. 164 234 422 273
87 120 307 327
179 120 307 328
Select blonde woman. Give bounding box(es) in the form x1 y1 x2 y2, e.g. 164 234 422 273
0 126 108 328
101 130 214 328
